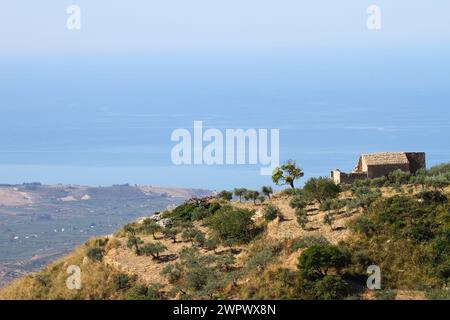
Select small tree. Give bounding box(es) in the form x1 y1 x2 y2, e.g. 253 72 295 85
245 190 260 205
290 196 307 209
141 220 162 240
323 214 335 231
181 228 201 244
163 228 178 243
220 251 236 271
113 273 132 291
141 242 167 260
298 244 350 280
206 207 255 245
217 190 233 201
263 204 280 221
204 238 219 253
388 169 410 186
303 177 341 204
258 195 266 204
123 223 137 236
193 231 207 248
127 235 143 255
233 188 247 203
351 187 381 209
272 160 304 189
261 186 273 199
412 168 427 190
426 175 449 192
295 208 308 229
191 206 210 221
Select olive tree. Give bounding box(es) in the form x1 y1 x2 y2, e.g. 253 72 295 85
272 160 304 189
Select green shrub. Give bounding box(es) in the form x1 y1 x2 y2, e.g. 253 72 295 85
320 198 347 211
140 220 162 239
86 247 103 262
191 207 210 221
245 246 280 272
113 274 133 291
425 175 449 191
127 284 164 300
303 177 341 204
419 190 448 203
388 169 411 185
126 235 144 255
298 244 350 280
161 248 223 299
349 215 375 236
162 228 178 243
206 206 256 245
141 242 167 260
263 205 280 221
351 179 371 188
311 275 348 300
323 214 335 230
291 236 329 251
350 186 381 209
370 177 388 188
425 289 450 300
217 190 233 201
289 196 307 209
374 290 396 300
343 195 450 288
295 208 308 229
165 203 199 221
428 162 450 176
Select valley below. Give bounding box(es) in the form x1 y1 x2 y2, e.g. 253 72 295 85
0 183 211 287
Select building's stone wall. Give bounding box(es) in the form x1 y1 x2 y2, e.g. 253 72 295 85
405 152 426 173
366 163 410 179
331 152 426 184
331 170 367 184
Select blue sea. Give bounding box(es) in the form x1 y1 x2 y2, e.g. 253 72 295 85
1 47 449 190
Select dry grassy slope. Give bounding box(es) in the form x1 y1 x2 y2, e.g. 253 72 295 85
101 191 363 292
0 239 122 300
3 184 448 300
232 193 362 272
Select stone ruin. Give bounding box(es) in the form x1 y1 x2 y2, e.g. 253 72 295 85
331 152 426 184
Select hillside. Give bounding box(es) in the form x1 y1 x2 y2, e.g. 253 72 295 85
1 164 450 300
0 184 212 288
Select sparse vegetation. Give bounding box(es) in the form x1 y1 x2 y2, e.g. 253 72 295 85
2 161 450 300
261 186 273 199
86 247 104 262
141 242 167 260
127 235 144 255
205 206 256 245
263 204 281 221
303 177 341 204
233 188 247 202
217 190 233 201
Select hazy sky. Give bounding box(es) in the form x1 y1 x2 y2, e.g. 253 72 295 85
0 1 449 189
1 0 450 56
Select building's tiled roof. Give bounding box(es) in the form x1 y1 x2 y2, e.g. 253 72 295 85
361 152 409 166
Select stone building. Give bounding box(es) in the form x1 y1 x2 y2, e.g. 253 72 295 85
331 152 426 184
